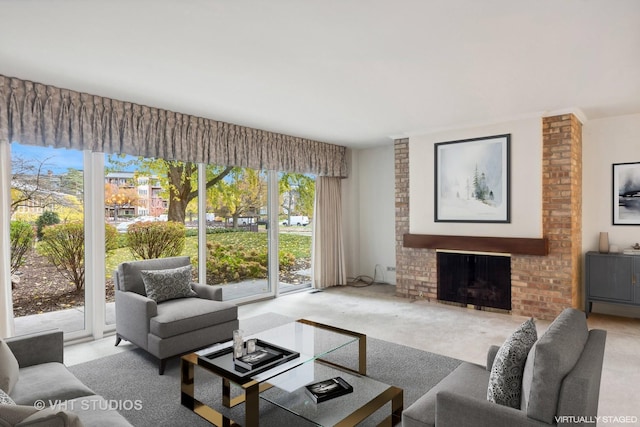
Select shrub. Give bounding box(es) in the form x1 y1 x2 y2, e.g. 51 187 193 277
37 222 119 292
126 221 186 260
205 241 296 284
10 220 35 274
36 211 60 239
105 223 119 252
205 242 266 283
37 222 85 292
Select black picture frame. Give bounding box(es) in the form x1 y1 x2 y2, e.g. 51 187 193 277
434 134 511 223
612 162 640 225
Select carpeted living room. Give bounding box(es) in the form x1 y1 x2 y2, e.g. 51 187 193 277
1 1 640 427
60 284 640 427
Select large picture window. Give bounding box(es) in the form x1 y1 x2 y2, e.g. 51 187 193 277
3 143 316 339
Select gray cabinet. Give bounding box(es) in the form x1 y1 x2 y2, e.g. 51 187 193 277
585 251 640 316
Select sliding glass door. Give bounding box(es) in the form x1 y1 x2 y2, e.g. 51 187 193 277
205 167 271 301
10 142 86 336
278 173 315 294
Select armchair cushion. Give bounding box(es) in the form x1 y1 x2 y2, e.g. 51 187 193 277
402 362 490 427
436 391 545 427
0 339 19 393
140 265 197 303
521 308 588 424
150 298 238 338
487 318 537 408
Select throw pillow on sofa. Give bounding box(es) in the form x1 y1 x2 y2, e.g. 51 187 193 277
487 317 537 408
1 388 15 405
0 339 19 394
140 265 197 303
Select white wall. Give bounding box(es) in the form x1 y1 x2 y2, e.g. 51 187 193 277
344 145 396 284
583 113 640 252
342 148 360 282
582 113 640 317
409 117 542 237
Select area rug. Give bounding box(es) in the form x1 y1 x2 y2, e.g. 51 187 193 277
69 313 462 426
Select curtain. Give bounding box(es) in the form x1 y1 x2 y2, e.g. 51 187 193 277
0 75 348 177
312 177 346 288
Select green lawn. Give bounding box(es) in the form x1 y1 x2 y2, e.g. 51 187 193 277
105 231 311 279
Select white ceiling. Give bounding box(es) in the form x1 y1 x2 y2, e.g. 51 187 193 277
1 0 639 148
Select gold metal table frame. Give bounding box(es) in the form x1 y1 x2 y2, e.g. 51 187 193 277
180 319 402 426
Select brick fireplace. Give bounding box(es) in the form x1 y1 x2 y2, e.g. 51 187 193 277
394 114 583 321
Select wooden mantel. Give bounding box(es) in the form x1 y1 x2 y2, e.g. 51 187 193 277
403 234 549 256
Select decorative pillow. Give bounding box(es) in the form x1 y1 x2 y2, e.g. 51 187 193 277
521 308 588 424
487 318 537 408
0 339 19 394
140 265 197 303
0 388 15 405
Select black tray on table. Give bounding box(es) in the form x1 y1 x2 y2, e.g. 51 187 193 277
198 339 300 380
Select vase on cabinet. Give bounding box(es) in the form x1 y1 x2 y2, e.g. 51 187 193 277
598 232 609 254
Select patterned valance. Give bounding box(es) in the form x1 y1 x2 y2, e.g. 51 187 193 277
0 75 348 177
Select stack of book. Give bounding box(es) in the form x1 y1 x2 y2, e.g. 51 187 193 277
305 377 353 403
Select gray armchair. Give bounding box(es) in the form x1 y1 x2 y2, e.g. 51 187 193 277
114 256 238 374
402 308 607 427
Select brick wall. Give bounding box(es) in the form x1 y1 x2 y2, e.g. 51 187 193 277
395 139 438 301
394 115 582 320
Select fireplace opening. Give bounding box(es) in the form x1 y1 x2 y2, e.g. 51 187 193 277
437 251 511 311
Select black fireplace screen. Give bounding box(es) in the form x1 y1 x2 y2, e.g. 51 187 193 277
437 252 511 311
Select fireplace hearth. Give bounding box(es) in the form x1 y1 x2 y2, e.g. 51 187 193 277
437 251 511 311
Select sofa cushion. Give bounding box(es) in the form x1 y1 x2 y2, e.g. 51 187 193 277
117 256 191 295
0 404 39 426
150 298 238 338
487 317 537 408
9 362 94 406
402 362 490 427
521 308 588 424
15 407 83 427
141 265 197 303
64 395 132 427
1 388 16 405
0 339 19 393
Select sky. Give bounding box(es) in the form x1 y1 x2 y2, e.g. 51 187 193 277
11 142 136 174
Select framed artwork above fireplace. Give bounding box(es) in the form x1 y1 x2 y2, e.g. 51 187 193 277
434 134 511 223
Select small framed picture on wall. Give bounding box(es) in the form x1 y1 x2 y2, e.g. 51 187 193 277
612 162 640 225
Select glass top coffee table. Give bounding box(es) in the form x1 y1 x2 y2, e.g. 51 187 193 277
181 319 402 426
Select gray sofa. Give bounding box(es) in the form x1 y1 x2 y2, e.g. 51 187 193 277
1 330 131 427
402 308 607 427
114 256 239 374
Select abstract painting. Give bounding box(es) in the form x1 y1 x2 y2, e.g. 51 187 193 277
613 162 640 225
